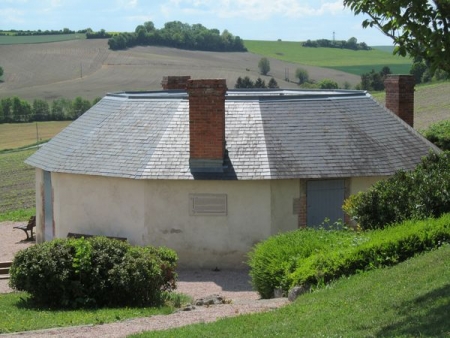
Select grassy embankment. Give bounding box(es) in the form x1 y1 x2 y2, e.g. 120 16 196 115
135 243 450 337
244 40 412 75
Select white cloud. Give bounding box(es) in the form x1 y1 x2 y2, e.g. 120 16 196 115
116 0 138 9
0 8 25 24
161 0 346 20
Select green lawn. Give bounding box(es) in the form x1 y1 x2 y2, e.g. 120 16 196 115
0 34 86 45
0 293 174 334
244 40 412 75
132 244 450 337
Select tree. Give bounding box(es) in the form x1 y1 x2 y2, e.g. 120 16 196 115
258 57 270 75
268 78 279 88
295 68 309 84
318 79 339 89
343 0 450 73
32 99 50 121
0 66 3 78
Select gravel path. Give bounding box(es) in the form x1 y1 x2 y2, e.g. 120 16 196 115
0 222 289 337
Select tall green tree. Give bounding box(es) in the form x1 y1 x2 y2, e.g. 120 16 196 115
32 99 50 121
258 57 270 75
0 66 3 78
344 0 450 73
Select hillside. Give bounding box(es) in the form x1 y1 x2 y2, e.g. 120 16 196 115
0 39 360 101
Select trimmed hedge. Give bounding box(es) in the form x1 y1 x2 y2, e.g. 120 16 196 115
9 237 177 308
248 213 450 298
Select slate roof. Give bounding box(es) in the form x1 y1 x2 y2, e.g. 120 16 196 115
26 89 438 180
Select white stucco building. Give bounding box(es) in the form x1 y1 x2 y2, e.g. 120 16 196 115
26 75 438 268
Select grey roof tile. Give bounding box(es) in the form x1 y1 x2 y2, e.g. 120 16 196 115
26 90 438 180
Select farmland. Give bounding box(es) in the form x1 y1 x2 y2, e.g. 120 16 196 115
0 149 36 213
0 121 71 150
244 40 412 75
0 33 85 45
0 37 411 102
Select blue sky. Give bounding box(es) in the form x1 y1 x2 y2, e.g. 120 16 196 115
0 0 393 46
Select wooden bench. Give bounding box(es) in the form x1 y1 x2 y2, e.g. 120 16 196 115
13 216 36 241
67 232 127 241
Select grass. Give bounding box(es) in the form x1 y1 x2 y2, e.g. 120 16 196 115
132 244 450 338
0 149 36 214
0 34 86 45
0 292 183 334
0 121 71 151
244 40 412 75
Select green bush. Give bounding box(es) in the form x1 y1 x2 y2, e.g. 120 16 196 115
248 228 357 298
9 237 177 308
248 214 450 298
343 151 450 230
422 119 450 150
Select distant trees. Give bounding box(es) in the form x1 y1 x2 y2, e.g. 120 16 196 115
318 79 339 89
86 29 113 39
258 58 270 75
295 68 309 84
108 21 247 52
302 37 371 51
0 66 3 78
359 66 391 91
0 96 99 124
234 76 279 89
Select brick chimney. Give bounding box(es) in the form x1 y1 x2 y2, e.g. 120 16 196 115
384 75 415 127
186 79 227 172
161 76 191 90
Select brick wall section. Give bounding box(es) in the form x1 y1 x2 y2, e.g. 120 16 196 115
187 79 227 161
384 75 415 127
161 76 191 90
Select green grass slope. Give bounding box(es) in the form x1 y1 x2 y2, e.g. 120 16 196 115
133 244 450 338
244 40 412 75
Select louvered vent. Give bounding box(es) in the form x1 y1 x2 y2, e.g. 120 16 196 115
189 194 227 216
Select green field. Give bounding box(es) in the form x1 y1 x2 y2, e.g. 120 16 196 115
0 149 36 214
244 40 412 75
0 34 86 45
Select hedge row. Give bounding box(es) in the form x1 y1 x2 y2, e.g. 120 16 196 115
9 237 177 308
248 213 450 298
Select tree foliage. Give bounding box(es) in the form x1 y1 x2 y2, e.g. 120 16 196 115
344 0 450 73
0 96 99 124
303 37 371 50
359 66 391 91
295 68 309 84
343 151 450 230
108 21 246 52
0 66 3 78
258 57 270 75
318 79 339 89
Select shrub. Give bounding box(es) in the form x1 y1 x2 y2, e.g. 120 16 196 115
422 119 450 150
248 213 450 298
9 237 177 308
248 228 357 298
343 151 450 230
318 79 339 89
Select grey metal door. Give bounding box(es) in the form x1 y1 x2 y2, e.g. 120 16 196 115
307 180 345 228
